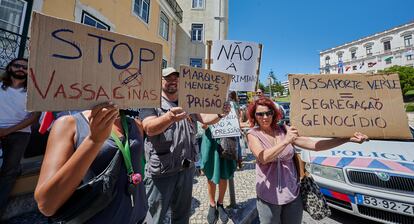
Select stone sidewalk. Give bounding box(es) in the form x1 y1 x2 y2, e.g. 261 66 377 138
189 153 257 224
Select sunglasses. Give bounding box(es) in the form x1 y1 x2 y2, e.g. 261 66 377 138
12 63 27 70
256 92 263 94
255 110 274 117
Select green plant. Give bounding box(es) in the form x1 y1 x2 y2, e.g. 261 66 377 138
405 103 414 112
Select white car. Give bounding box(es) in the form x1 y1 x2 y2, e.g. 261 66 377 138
300 128 414 224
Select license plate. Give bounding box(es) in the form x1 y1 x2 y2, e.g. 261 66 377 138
357 194 414 216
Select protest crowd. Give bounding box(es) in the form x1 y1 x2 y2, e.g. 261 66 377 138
0 54 370 224
0 11 374 224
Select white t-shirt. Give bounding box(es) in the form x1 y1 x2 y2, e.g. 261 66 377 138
0 82 31 133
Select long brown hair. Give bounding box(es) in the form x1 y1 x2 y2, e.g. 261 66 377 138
229 91 239 102
1 58 28 91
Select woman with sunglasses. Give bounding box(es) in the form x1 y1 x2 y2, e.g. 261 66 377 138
246 97 368 224
0 58 40 215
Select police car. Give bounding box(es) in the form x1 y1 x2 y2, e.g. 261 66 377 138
300 127 414 224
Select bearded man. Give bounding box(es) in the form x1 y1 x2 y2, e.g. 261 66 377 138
0 58 40 215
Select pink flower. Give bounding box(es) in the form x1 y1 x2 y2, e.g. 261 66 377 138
131 173 142 185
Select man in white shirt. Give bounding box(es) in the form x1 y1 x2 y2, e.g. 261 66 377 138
0 58 40 215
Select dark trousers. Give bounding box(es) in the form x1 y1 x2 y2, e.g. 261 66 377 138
0 132 31 213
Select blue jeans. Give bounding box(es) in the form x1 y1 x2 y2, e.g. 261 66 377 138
0 132 30 214
145 166 195 224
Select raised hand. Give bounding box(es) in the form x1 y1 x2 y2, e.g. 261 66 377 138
88 102 119 143
349 132 369 144
168 107 187 122
283 125 299 145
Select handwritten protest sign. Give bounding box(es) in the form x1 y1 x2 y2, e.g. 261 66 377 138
210 103 241 138
27 12 162 111
289 73 411 139
210 40 261 92
178 65 231 114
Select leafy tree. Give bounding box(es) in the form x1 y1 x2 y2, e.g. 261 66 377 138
380 65 414 95
267 70 285 96
272 82 285 95
259 82 266 91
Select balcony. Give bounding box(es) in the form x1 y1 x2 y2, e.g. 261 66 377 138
165 0 183 23
0 27 29 70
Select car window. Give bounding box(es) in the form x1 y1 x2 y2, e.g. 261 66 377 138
279 103 290 109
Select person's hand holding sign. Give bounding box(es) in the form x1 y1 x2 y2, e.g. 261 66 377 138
283 125 299 145
349 132 369 144
88 102 119 143
168 107 188 122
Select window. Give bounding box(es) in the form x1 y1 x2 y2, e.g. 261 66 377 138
0 0 26 34
159 12 169 40
190 58 203 68
338 53 343 61
351 51 356 60
191 24 203 42
385 57 392 64
162 59 167 68
404 35 412 47
192 0 204 9
366 46 372 56
407 55 413 61
134 0 150 23
325 56 330 65
81 11 110 30
384 41 391 51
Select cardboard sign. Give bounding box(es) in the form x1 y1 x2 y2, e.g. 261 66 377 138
289 73 412 139
210 40 261 92
210 103 241 138
27 12 162 111
178 65 231 114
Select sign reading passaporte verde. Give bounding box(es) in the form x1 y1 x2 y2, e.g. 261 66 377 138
210 40 261 92
289 73 411 139
27 12 162 111
178 65 231 114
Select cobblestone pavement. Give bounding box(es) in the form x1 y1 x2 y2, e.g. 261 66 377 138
190 153 257 224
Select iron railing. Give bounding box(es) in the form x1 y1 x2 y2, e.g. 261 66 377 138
0 27 29 70
165 0 183 23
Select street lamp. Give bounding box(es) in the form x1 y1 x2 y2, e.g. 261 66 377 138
267 76 274 98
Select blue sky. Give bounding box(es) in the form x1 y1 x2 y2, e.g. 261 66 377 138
229 0 414 84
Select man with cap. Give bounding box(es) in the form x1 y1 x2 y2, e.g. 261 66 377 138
140 67 229 223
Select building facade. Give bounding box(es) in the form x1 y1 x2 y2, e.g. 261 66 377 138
174 0 228 69
320 21 414 74
0 0 183 69
281 80 289 96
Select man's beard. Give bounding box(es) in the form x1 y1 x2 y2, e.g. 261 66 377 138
10 71 27 80
163 85 177 94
